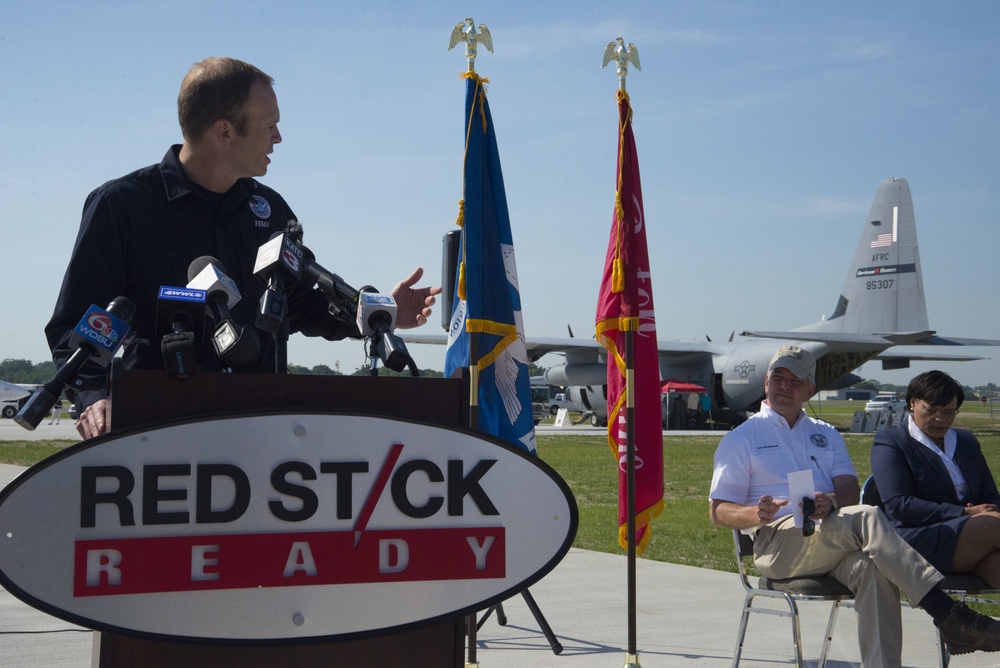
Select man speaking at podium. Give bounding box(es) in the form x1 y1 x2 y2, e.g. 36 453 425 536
45 57 441 440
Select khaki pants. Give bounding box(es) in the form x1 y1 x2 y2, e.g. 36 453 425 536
754 505 943 668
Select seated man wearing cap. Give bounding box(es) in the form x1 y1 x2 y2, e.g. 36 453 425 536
709 345 1000 664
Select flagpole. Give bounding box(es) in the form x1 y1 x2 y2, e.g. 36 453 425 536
466 332 480 668
624 331 639 666
602 37 644 668
449 20 561 663
449 20 492 668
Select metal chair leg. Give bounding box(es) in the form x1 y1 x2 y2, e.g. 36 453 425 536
937 627 951 668
817 600 842 668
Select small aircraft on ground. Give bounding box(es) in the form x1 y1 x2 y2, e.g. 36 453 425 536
0 380 31 419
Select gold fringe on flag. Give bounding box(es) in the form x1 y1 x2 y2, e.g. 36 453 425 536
454 199 467 300
460 72 490 132
454 71 492 305
611 90 632 295
611 193 626 292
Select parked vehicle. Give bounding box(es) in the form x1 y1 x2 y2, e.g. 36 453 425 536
865 394 904 412
530 384 550 425
547 393 573 415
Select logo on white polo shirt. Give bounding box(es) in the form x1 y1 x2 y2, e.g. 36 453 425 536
810 434 829 448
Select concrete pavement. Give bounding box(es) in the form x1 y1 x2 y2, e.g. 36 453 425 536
0 418 80 441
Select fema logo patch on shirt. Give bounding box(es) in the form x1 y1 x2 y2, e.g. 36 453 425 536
810 434 829 448
249 195 272 219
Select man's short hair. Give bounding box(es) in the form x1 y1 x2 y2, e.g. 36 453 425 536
767 345 816 382
178 57 274 141
906 370 965 409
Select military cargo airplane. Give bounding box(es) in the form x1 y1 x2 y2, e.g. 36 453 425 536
407 177 998 426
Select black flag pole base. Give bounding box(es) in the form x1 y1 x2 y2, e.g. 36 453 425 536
623 651 641 667
475 588 563 655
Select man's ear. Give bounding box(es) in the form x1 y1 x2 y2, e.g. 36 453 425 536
211 118 234 144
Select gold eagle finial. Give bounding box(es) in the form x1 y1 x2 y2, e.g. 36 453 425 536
602 37 641 91
449 17 494 72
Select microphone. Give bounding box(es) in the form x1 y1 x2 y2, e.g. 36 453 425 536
356 290 397 336
300 247 360 305
187 257 260 369
187 256 240 314
253 231 362 329
357 290 414 373
252 232 297 334
249 228 415 373
301 244 365 328
155 286 207 378
15 297 135 431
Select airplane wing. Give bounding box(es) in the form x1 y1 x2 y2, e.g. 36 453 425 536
741 330 892 345
741 329 1000 348
874 352 986 362
917 335 1000 346
0 380 30 402
404 333 723 361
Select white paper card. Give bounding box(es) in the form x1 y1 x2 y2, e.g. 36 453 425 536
788 469 816 528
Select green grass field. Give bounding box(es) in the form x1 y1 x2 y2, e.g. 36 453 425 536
535 399 1000 573
3 399 1000 576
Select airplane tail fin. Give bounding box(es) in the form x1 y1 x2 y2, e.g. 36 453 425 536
806 177 928 335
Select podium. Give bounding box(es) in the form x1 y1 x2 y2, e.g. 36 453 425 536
93 366 468 668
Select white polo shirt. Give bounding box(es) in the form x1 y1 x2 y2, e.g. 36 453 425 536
710 403 858 519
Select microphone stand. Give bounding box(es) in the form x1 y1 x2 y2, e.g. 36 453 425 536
275 317 289 374
257 272 289 374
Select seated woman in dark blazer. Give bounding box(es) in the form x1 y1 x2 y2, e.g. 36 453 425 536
871 370 1000 586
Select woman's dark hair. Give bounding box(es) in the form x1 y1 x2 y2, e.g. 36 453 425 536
905 370 965 409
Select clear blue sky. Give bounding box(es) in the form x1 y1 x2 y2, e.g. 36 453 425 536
2 1 998 386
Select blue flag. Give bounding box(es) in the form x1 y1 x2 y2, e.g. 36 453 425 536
444 73 536 454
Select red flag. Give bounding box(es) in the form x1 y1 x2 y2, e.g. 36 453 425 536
595 90 664 555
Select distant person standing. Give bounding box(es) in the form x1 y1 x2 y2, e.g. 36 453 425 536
48 399 62 425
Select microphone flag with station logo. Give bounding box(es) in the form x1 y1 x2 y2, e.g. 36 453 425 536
15 297 135 430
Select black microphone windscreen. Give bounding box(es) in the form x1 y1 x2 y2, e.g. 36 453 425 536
106 296 137 323
188 256 223 283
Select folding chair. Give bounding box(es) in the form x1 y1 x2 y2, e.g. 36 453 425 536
731 529 854 668
861 475 1000 668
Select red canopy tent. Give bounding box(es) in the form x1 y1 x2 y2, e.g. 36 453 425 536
660 378 707 394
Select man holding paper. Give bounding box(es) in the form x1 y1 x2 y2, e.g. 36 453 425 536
710 345 1000 664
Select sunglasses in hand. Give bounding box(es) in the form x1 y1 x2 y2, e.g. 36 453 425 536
801 497 816 536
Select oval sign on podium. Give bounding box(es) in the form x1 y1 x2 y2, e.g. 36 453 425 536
0 413 577 644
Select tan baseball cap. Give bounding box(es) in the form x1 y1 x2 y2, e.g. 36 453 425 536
768 345 816 381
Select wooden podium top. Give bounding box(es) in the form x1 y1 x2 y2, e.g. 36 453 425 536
109 367 469 431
